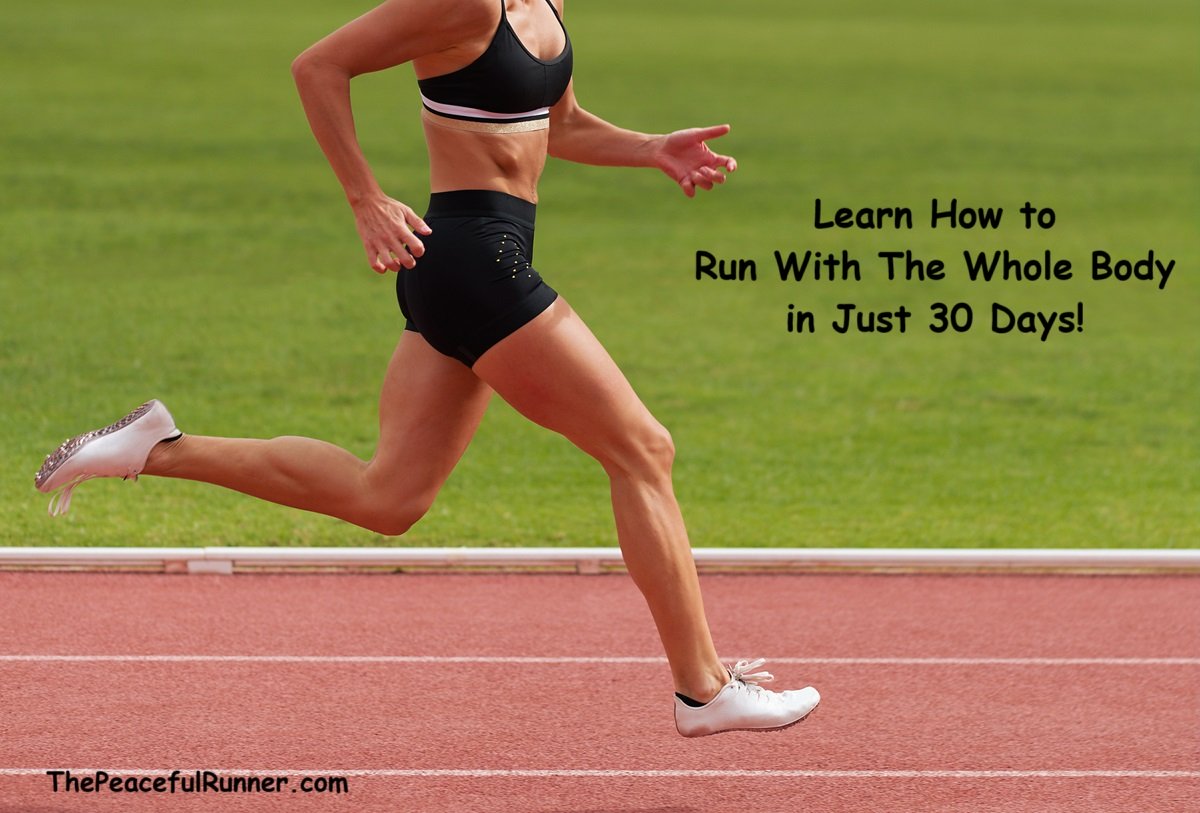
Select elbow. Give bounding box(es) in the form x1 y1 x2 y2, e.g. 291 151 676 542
547 133 574 162
291 48 346 87
546 110 578 159
290 48 320 85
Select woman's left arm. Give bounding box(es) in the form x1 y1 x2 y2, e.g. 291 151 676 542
548 80 737 198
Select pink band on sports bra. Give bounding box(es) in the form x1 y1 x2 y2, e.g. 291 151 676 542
420 93 551 123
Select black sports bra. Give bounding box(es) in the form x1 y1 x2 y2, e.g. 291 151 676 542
417 0 573 133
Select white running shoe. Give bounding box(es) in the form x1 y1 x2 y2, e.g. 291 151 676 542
35 400 182 516
674 658 820 737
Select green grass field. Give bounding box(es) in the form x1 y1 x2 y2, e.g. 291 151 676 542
2 0 1196 548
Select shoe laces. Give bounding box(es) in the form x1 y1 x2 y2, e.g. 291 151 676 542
729 658 775 688
47 475 94 517
727 658 787 708
46 471 138 517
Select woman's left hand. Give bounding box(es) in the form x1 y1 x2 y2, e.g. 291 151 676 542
654 124 738 198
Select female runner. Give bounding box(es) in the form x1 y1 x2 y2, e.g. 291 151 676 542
36 0 818 737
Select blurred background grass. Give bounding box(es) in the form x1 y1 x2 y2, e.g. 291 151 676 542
1 0 1196 548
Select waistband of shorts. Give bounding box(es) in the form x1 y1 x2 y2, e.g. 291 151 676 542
425 190 536 228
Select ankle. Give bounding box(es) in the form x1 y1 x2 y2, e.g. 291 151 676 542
143 434 185 476
676 665 730 704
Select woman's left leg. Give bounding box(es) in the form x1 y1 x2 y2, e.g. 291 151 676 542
139 330 493 534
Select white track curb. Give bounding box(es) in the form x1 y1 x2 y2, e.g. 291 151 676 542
0 547 1196 574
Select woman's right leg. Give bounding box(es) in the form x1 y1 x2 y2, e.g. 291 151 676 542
472 298 729 702
474 298 820 736
143 330 492 535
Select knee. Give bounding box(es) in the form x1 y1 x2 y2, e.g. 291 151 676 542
601 419 676 481
357 492 434 537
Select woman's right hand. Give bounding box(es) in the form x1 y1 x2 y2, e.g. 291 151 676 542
351 194 433 273
292 2 491 274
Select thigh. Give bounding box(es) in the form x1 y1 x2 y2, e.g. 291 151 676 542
471 297 661 465
369 330 493 496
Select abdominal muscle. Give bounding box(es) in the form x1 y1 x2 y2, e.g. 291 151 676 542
423 119 550 205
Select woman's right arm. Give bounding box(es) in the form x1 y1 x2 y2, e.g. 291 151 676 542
290 0 483 272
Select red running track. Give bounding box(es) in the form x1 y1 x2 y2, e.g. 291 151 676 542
0 571 1196 812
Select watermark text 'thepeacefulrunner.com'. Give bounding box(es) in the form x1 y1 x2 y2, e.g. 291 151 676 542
46 769 348 795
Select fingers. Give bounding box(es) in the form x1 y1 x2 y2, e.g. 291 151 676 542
368 247 409 274
368 238 418 273
692 123 731 142
698 139 736 174
671 124 737 196
358 199 431 273
679 164 731 196
409 210 432 236
702 166 728 185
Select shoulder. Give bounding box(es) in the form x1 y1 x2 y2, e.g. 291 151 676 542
297 0 501 77
437 0 498 31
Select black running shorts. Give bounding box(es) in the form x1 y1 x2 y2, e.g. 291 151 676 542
396 189 558 366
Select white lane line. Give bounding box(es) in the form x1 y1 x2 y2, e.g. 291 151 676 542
2 768 1198 778
0 655 1197 665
